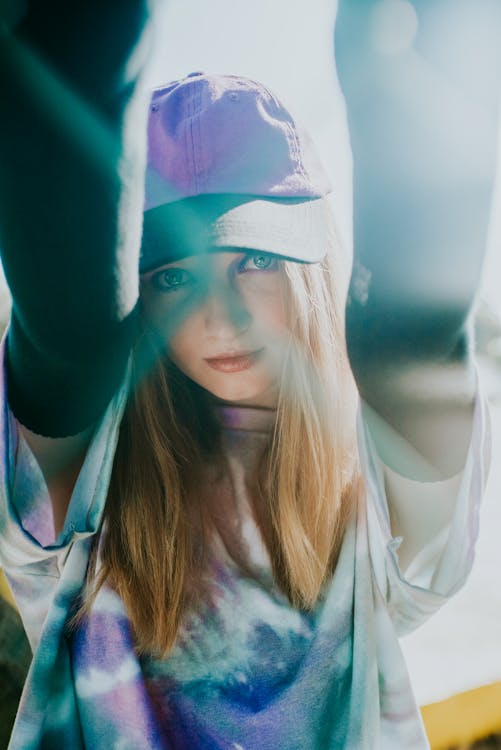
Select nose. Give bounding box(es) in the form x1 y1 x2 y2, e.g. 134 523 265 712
203 280 251 339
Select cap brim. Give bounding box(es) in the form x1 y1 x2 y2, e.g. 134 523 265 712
211 197 327 262
140 194 327 272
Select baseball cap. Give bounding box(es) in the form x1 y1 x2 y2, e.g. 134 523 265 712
140 72 332 272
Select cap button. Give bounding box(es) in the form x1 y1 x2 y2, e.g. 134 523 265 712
186 71 204 78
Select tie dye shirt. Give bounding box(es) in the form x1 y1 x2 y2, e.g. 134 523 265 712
0 342 490 750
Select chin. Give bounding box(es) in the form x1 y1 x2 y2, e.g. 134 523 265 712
201 374 275 407
207 382 262 403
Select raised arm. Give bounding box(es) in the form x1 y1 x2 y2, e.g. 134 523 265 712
0 1 154 533
0 0 153 438
335 0 501 479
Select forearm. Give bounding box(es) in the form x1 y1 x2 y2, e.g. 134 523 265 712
334 1 500 472
0 1 153 435
360 357 477 478
335 0 501 374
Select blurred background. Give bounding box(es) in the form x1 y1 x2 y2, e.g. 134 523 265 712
1 1 501 748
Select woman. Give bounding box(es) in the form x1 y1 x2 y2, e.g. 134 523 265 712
0 6 492 750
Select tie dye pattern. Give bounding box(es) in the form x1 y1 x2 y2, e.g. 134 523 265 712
0 336 490 750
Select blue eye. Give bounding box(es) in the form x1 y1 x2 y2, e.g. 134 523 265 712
238 253 279 273
151 267 193 292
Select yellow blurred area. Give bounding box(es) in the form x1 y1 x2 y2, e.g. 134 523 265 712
422 684 501 749
0 567 15 607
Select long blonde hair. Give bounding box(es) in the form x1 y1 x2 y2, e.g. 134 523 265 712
82 209 361 657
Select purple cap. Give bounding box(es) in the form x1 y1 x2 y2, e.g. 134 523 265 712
140 73 332 271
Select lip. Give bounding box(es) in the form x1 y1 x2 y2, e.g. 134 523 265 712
204 349 264 373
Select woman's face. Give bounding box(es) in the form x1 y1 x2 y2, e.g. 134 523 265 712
140 250 289 408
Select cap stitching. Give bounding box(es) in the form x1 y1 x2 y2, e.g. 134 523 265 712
211 220 314 242
187 84 199 194
194 80 206 193
196 82 207 193
260 84 307 186
230 75 306 184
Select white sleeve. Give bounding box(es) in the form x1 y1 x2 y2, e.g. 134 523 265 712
359 383 491 636
0 335 130 651
382 463 462 588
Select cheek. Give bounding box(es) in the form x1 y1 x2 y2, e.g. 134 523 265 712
242 278 289 337
167 314 205 373
258 297 287 332
140 289 206 369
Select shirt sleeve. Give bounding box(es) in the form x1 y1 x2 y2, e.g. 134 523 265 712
359 381 491 636
0 4 151 436
0 333 130 651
